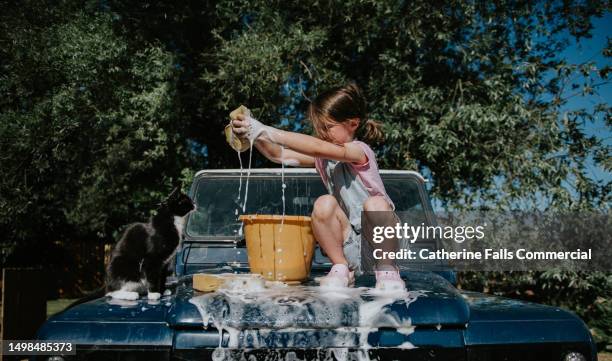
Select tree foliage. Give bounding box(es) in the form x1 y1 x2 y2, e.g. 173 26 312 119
0 4 187 259
201 1 610 209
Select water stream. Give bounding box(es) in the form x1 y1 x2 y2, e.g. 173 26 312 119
280 145 286 231
235 117 288 233
235 149 244 238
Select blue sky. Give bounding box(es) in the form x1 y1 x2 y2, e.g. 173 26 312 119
560 12 611 183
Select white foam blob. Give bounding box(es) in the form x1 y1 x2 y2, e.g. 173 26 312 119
147 292 161 300
332 348 349 361
107 290 139 300
106 298 139 307
317 276 350 289
219 273 266 293
374 279 407 292
282 158 300 167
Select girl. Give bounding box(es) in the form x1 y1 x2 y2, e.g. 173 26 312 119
231 83 404 290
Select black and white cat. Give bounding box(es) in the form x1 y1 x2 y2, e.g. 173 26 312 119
104 185 195 300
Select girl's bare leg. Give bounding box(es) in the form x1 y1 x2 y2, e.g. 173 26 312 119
363 196 398 270
311 195 350 265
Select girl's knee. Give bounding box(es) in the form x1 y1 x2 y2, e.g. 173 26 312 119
311 195 338 220
363 196 392 212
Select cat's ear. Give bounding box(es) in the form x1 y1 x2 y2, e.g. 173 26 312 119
172 179 182 192
168 186 181 199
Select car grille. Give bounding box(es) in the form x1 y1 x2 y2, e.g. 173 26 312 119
171 348 465 361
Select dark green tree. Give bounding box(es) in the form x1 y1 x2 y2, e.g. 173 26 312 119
0 4 187 284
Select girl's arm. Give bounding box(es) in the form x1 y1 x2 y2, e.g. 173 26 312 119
254 139 315 167
232 116 367 164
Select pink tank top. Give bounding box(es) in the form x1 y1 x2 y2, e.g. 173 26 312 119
314 140 395 215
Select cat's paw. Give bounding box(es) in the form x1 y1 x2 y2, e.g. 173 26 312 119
107 291 139 300
147 292 161 300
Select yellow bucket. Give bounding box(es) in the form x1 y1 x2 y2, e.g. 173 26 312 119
239 215 315 284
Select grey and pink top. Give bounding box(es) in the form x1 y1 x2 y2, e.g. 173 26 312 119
314 140 395 233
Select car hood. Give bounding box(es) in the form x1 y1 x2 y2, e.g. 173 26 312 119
167 271 470 329
37 274 593 353
462 291 594 346
38 296 174 347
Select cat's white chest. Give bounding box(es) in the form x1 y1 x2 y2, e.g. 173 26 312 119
173 216 186 238
165 216 187 267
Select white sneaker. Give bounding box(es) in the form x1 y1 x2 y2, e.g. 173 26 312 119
317 264 355 288
374 269 406 291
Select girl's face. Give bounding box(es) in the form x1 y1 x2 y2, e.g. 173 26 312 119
325 118 360 144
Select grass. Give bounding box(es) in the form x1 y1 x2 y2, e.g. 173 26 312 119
47 298 78 317
600 353 612 361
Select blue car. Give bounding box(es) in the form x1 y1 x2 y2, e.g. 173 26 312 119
35 169 597 361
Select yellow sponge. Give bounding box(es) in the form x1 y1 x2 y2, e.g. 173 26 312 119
192 274 225 293
225 105 251 152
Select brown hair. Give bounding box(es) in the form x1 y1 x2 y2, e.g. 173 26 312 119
307 83 383 143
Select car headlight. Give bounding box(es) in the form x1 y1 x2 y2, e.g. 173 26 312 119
564 352 586 361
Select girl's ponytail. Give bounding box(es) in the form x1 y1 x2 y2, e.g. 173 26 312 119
361 118 384 143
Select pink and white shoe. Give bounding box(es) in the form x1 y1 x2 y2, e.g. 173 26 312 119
375 269 406 291
317 264 355 288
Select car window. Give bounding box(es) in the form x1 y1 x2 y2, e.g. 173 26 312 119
186 174 428 238
384 177 428 225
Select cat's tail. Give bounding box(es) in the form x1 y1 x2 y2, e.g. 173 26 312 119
65 286 106 310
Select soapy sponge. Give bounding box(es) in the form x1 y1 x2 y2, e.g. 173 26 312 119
225 105 251 152
192 274 225 293
192 273 269 293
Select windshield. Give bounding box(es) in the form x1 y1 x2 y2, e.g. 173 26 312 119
186 173 427 239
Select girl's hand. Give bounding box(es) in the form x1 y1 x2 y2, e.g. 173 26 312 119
232 114 278 144
231 114 250 140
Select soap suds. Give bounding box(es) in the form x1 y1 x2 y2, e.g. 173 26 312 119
147 292 161 300
107 290 138 300
208 348 380 361
282 158 300 167
106 279 152 300
189 283 425 360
